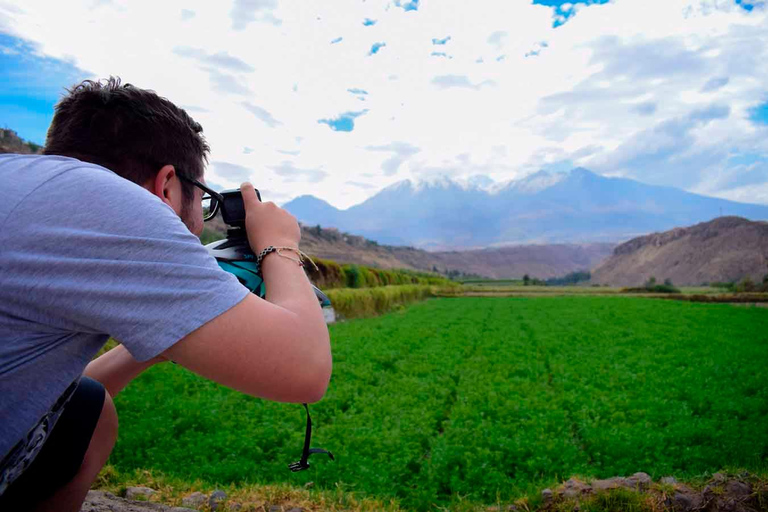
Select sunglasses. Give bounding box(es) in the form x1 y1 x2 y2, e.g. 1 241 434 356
177 174 223 222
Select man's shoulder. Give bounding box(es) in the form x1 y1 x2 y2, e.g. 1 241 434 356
0 154 170 231
0 154 119 202
0 153 114 179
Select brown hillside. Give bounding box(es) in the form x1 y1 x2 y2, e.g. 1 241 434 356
0 129 43 154
591 216 768 286
203 218 613 278
298 225 613 279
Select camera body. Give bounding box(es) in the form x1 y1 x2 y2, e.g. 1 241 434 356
218 188 259 229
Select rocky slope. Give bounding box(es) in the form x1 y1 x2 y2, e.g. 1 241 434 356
591 216 768 286
0 129 43 154
203 218 613 279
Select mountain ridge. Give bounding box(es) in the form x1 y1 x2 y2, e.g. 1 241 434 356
591 216 768 286
283 168 768 249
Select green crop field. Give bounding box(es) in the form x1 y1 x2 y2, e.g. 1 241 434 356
111 297 768 510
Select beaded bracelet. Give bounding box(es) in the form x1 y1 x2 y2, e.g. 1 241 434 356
255 245 319 272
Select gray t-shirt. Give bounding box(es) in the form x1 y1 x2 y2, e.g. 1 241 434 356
0 154 250 461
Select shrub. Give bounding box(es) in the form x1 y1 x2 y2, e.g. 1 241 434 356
306 258 347 289
734 277 756 293
304 258 454 290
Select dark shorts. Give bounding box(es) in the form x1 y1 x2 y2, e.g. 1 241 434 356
0 377 106 508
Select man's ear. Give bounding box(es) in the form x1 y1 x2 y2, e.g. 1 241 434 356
151 164 184 215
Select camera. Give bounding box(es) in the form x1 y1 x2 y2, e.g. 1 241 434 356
205 188 330 306
218 188 261 229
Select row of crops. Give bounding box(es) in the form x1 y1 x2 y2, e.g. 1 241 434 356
306 258 453 289
111 297 768 510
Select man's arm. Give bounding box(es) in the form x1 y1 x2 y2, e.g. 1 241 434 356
84 343 164 397
162 183 332 404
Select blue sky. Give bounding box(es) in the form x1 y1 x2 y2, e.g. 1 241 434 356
1 0 767 207
532 0 611 26
750 101 768 125
0 33 87 143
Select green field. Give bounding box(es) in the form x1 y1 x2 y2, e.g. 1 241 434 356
112 297 768 510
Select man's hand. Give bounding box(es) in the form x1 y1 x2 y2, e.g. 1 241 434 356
240 182 301 254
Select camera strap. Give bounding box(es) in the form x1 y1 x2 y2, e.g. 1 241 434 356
288 403 334 472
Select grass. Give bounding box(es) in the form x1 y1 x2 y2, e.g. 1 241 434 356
109 296 768 510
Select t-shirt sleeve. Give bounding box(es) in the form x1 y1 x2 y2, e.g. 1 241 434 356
0 165 250 361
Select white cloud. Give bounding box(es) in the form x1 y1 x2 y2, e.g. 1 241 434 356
2 0 768 208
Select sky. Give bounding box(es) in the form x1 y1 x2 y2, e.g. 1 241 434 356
1 0 767 208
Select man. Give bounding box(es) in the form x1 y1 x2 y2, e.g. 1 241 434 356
0 78 332 511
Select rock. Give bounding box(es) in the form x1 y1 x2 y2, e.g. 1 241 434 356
712 472 727 483
562 488 580 499
81 490 169 511
672 490 703 511
672 491 693 510
126 487 157 501
661 476 678 485
591 477 629 492
562 477 591 497
181 492 207 509
268 506 282 512
228 504 243 512
170 509 198 512
286 508 304 512
626 472 652 490
304 481 315 489
209 490 227 511
541 488 554 503
725 480 751 498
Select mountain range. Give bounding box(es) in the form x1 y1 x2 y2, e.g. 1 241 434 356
284 168 768 249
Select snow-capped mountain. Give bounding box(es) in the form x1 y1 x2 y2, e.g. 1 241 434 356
283 168 768 249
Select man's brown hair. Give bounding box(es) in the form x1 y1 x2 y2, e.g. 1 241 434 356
43 77 209 201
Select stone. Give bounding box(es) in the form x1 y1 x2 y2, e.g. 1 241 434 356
286 508 304 512
591 477 629 492
229 504 243 512
725 480 751 498
541 488 554 503
304 481 315 489
672 491 692 510
209 490 227 511
712 472 727 483
626 472 652 490
562 477 591 496
170 509 198 512
81 490 169 511
672 490 703 511
268 505 282 512
562 488 580 499
660 476 678 485
126 487 157 501
181 492 207 509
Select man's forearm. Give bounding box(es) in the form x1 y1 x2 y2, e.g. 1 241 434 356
84 343 161 397
261 251 327 327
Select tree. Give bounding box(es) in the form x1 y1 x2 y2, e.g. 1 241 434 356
523 274 531 286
